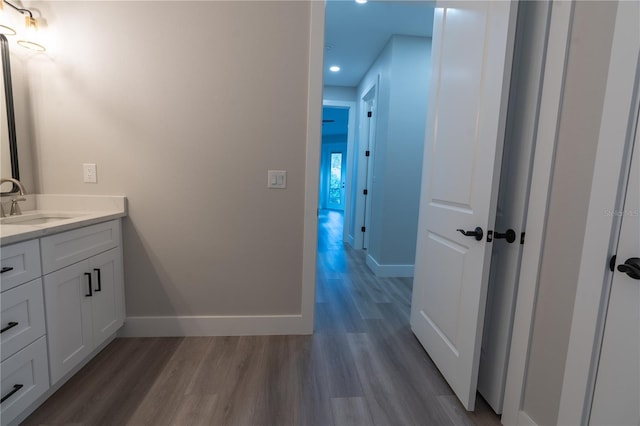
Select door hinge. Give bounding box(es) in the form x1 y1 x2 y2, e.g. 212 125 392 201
367 111 372 118
365 150 370 157
520 232 526 244
361 226 366 232
363 189 368 195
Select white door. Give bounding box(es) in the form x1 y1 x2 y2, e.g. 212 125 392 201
411 1 517 410
44 260 93 384
326 144 347 211
363 95 376 250
90 248 125 348
590 115 640 426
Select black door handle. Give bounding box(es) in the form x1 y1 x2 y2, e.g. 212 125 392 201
1 266 14 274
1 384 23 403
617 257 640 280
494 229 516 243
456 227 484 241
0 322 18 334
84 272 93 297
94 268 102 292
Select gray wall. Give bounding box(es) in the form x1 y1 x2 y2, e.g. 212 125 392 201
21 1 312 317
522 2 619 424
357 35 431 268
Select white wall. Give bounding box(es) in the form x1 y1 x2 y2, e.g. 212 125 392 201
323 86 357 103
521 2 619 424
356 35 431 273
20 1 313 329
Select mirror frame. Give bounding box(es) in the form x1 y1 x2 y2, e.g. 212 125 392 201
1 33 20 194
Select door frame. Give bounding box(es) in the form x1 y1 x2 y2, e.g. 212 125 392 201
323 100 357 244
501 1 574 423
361 81 378 250
300 0 580 416
300 0 325 334
557 2 640 424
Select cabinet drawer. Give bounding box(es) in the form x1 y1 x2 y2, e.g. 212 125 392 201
0 240 42 293
0 337 49 426
41 220 121 274
1 279 46 361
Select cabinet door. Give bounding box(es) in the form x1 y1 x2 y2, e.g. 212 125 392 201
89 248 124 348
44 260 93 384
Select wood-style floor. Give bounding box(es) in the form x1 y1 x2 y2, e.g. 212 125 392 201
24 210 501 426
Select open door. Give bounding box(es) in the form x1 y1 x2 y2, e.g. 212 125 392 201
411 1 517 410
590 108 640 426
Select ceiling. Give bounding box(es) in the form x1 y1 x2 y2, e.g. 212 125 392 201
324 0 435 87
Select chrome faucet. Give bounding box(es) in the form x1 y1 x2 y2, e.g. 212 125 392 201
0 178 27 217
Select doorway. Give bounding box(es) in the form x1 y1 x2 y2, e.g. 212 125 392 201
319 106 349 212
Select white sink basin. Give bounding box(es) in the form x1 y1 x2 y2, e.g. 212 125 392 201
1 212 84 226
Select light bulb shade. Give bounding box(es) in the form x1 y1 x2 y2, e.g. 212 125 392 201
0 24 16 35
0 0 17 35
17 39 44 51
17 14 45 51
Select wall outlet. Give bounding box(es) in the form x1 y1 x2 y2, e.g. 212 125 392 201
83 163 97 183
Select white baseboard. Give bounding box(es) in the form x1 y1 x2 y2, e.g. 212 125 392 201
506 411 538 426
120 314 309 337
366 254 414 277
346 234 355 248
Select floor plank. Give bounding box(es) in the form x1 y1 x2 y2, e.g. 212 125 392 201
330 397 374 426
23 210 500 426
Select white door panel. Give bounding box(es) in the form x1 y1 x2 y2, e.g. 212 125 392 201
590 113 640 426
411 0 517 410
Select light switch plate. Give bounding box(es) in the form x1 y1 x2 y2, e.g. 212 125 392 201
83 163 97 183
268 170 286 189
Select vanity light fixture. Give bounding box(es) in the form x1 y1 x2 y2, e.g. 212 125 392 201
329 65 341 72
2 0 45 51
355 0 368 4
17 14 44 51
0 0 17 35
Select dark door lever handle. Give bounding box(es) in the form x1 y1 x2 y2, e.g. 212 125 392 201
494 229 516 243
617 257 640 280
456 227 484 241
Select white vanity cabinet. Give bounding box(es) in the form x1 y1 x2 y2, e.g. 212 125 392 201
41 220 124 384
0 217 125 425
0 241 49 426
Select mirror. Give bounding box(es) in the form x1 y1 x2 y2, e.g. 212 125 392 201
1 33 20 194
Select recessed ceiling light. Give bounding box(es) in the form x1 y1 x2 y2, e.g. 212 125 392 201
355 0 368 4
329 65 341 72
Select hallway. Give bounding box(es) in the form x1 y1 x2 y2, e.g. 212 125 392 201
314 209 500 425
23 211 500 426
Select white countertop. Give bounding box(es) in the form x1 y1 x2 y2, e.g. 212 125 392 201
1 195 127 246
